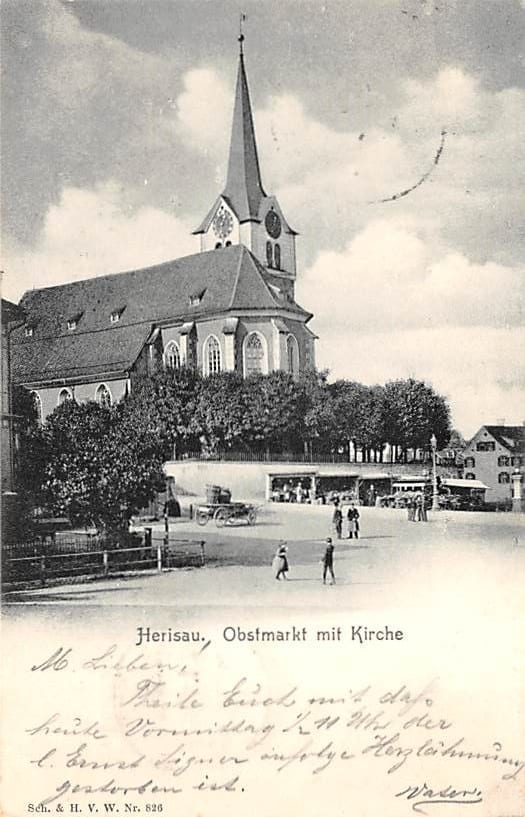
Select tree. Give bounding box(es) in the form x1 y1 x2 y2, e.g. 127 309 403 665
42 400 166 534
383 378 451 461
123 366 202 458
191 372 253 455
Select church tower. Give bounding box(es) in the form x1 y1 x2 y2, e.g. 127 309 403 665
193 35 298 298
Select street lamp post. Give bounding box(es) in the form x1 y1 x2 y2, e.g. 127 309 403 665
430 433 439 511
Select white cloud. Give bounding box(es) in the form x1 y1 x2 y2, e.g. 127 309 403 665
2 183 196 299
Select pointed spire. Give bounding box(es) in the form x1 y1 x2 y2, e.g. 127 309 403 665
223 36 266 221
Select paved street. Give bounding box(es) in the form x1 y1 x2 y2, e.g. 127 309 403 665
4 504 524 613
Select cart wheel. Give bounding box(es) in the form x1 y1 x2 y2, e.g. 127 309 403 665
215 508 229 528
247 509 257 526
196 509 209 526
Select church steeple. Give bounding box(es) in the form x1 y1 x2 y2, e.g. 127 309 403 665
223 39 266 222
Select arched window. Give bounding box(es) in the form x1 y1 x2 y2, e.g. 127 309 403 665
286 334 299 377
266 241 273 268
215 242 222 250
164 341 181 370
244 332 266 376
58 388 72 406
465 472 476 480
225 240 232 247
31 391 43 425
96 384 112 407
498 472 510 484
204 335 222 375
464 456 475 468
274 243 281 270
498 455 509 467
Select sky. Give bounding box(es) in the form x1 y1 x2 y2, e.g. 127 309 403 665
1 0 524 437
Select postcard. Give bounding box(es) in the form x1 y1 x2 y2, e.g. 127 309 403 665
1 2 524 816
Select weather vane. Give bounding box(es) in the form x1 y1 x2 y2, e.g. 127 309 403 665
239 12 246 54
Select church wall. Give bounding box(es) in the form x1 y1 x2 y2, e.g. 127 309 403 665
34 378 129 421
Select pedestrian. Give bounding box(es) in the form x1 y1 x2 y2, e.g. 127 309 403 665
322 537 335 585
283 482 291 503
332 505 343 539
407 493 416 522
415 492 427 522
272 542 289 580
295 481 304 504
347 504 360 539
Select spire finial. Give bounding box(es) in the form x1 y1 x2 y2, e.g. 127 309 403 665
238 12 246 55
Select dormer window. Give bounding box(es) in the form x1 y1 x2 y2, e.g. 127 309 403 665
189 290 205 307
67 312 83 331
24 325 35 337
110 307 125 323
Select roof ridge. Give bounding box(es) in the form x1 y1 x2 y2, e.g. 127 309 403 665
228 244 247 309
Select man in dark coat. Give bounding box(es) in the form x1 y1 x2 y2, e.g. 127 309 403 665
322 537 335 585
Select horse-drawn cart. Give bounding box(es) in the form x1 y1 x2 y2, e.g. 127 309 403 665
195 502 257 527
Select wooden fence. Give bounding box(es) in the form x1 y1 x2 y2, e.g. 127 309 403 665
2 532 205 587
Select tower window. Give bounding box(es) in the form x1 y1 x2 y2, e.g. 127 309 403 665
96 384 112 407
266 241 273 268
164 341 181 370
274 243 281 270
204 335 222 375
225 240 232 247
215 242 222 250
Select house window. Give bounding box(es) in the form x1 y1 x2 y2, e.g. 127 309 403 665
30 391 43 425
286 334 299 377
266 241 273 268
465 472 476 480
164 341 181 370
274 243 281 270
476 441 495 452
464 456 475 468
244 332 265 376
511 456 522 467
204 335 221 375
498 455 510 467
58 388 72 406
96 384 112 407
498 472 510 484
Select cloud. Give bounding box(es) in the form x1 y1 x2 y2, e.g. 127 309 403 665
2 183 196 299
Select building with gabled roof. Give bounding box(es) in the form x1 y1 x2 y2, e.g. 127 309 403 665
462 424 525 504
11 39 316 421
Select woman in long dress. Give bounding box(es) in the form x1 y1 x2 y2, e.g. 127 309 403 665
272 543 289 580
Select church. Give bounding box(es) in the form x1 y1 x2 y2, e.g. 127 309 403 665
11 40 316 421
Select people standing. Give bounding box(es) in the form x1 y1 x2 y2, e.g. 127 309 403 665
332 504 343 539
272 542 289 580
347 504 360 539
407 493 416 522
322 537 335 585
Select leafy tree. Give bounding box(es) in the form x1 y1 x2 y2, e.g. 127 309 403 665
191 372 253 455
42 400 166 534
383 378 451 460
123 366 202 458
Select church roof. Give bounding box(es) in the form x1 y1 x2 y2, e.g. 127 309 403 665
11 245 310 385
223 52 266 222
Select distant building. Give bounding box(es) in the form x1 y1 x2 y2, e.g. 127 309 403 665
10 41 316 421
462 425 525 504
1 298 24 493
